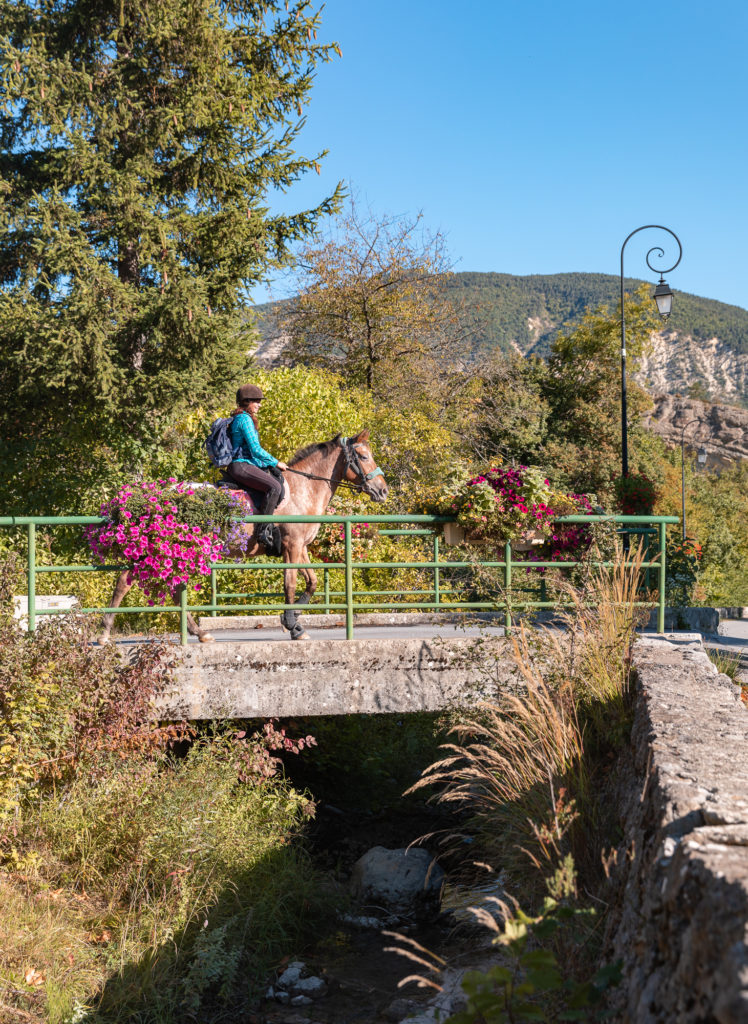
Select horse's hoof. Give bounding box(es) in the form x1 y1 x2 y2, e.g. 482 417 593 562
199 633 215 643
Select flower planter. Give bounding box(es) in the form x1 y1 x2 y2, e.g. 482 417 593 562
442 522 466 545
510 529 548 553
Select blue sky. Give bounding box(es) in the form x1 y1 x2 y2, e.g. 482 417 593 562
255 0 748 313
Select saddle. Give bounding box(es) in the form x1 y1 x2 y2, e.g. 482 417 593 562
214 476 289 513
214 477 289 556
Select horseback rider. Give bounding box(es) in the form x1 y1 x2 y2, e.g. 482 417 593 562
225 384 287 555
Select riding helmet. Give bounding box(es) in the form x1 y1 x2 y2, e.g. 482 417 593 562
236 383 263 404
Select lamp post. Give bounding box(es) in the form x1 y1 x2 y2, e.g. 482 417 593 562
620 226 682 477
679 418 700 541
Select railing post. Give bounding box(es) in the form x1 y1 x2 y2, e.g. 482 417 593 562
180 584 188 645
344 520 354 640
324 567 330 611
504 539 512 633
27 522 36 633
433 533 440 609
658 521 667 634
210 567 217 617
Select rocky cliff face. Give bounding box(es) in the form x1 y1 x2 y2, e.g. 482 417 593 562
635 330 748 406
641 393 748 464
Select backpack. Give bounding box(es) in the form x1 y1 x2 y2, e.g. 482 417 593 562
205 416 236 468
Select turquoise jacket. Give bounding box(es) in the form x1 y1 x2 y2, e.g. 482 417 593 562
229 412 278 469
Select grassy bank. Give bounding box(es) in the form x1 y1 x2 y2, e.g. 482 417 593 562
404 543 649 1020
0 556 331 1024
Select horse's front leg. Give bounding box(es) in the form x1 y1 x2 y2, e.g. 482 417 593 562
299 548 318 606
280 537 309 640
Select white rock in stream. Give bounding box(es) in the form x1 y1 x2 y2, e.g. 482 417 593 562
276 965 303 988
340 913 385 929
293 976 327 999
350 847 445 923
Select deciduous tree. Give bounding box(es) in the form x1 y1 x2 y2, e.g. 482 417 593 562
281 200 474 403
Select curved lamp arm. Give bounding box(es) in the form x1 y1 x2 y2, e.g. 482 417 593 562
620 225 683 330
680 416 700 443
619 225 682 479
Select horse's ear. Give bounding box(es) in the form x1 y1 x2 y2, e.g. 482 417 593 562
353 429 370 442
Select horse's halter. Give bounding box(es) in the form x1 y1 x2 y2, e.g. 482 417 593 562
340 436 385 496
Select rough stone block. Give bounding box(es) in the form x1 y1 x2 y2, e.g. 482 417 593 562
608 635 748 1021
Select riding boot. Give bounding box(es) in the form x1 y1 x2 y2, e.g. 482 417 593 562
258 486 282 556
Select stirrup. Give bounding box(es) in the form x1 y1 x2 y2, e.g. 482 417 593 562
259 522 281 556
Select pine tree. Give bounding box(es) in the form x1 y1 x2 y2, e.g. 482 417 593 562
0 0 342 511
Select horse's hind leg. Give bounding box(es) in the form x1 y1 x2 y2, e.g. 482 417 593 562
186 611 214 643
100 569 133 644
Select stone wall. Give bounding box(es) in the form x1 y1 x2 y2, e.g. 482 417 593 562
608 635 748 1022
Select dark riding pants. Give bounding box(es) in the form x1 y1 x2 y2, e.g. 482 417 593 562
226 461 283 514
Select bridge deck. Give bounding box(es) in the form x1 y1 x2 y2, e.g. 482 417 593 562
112 616 747 720
114 618 509 647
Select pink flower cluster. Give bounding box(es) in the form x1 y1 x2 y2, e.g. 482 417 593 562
527 494 595 571
317 505 376 563
85 480 225 605
469 466 557 529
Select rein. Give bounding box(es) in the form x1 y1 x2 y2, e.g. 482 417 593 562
283 437 384 493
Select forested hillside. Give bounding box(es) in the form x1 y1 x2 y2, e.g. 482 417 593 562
441 271 748 359
255 272 748 404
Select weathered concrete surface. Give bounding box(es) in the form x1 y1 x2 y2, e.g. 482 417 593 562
197 611 504 631
643 606 720 632
608 635 748 1023
155 636 516 719
718 607 748 621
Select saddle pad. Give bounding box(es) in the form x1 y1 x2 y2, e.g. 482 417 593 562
224 489 259 515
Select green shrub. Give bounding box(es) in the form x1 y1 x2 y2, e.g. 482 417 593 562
0 554 332 1023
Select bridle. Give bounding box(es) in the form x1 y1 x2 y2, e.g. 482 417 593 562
284 436 385 494
341 436 385 490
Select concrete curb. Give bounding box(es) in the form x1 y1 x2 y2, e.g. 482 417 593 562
198 611 506 631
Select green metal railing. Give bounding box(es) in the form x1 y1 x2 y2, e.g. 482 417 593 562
0 513 679 642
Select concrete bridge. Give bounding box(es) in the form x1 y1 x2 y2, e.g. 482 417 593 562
121 611 748 719
142 613 516 719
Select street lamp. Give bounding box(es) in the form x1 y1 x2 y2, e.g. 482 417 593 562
679 417 700 541
620 226 682 477
697 447 708 467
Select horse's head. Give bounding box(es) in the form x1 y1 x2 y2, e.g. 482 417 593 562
342 431 388 503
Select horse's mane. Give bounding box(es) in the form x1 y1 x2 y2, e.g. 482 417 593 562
288 434 341 467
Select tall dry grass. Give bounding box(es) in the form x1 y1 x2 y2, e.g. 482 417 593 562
410 541 652 886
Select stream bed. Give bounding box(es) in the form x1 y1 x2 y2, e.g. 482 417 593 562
255 796 500 1024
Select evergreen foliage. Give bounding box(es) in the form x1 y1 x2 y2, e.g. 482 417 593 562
0 0 342 513
443 271 748 359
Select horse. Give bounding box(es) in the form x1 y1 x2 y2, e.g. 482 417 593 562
99 430 388 643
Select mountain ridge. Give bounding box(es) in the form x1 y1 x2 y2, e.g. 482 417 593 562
253 271 748 406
